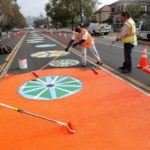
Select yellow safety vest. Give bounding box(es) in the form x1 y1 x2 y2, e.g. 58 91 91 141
121 18 137 43
73 28 93 47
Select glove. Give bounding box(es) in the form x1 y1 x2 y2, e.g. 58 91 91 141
72 43 78 48
65 47 69 52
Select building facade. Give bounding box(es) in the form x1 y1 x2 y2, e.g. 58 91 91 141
109 0 150 28
11 0 17 5
94 5 111 23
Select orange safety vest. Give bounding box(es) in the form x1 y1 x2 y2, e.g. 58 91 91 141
74 28 93 47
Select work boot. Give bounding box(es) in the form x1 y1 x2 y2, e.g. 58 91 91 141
96 61 102 65
81 64 86 67
118 66 125 70
121 69 131 73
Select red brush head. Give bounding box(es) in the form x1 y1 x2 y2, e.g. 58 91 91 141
92 67 98 74
32 72 39 78
66 121 75 134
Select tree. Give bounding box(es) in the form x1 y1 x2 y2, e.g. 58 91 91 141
0 0 14 29
126 4 144 22
33 18 48 28
45 0 99 29
9 5 27 28
0 0 26 31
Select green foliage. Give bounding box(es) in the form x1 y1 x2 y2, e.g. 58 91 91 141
33 18 48 28
0 0 27 30
125 4 144 22
45 0 99 28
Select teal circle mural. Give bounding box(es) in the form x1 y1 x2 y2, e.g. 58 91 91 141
18 75 83 100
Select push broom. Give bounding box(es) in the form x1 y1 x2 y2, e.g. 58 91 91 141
0 102 75 134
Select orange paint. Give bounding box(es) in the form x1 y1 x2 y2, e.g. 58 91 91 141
0 68 150 150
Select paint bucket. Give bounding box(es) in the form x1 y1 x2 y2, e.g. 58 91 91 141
18 58 28 69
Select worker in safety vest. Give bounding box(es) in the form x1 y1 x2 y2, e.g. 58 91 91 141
116 11 137 73
65 26 102 67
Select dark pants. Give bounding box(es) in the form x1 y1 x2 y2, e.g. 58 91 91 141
123 43 134 70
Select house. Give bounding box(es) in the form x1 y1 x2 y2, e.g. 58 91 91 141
110 0 150 28
11 0 17 5
94 5 111 23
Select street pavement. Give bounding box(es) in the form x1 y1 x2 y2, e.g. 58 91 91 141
0 29 150 94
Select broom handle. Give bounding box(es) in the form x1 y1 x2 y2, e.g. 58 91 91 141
0 102 65 125
0 102 75 133
0 103 19 111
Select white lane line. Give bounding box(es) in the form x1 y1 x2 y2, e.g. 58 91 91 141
95 40 150 54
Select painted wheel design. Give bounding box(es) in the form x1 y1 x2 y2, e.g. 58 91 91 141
49 59 80 67
27 39 44 42
30 51 70 58
35 44 56 48
19 76 83 100
27 41 44 44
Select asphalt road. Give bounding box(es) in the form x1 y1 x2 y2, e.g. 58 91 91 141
1 29 150 93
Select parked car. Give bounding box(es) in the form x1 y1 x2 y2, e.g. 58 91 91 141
136 18 150 41
88 23 112 35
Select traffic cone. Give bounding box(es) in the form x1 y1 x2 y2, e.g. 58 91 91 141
58 32 62 38
14 32 16 37
8 34 11 41
50 31 53 36
143 67 150 75
64 33 67 41
137 46 149 68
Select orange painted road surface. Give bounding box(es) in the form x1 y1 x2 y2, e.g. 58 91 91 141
0 68 150 150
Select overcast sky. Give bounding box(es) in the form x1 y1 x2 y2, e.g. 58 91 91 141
17 0 118 17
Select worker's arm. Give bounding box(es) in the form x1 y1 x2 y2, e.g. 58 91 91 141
116 24 128 41
72 39 86 48
65 39 74 51
65 31 76 51
72 31 87 47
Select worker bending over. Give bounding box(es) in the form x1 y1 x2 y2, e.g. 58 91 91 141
65 26 102 67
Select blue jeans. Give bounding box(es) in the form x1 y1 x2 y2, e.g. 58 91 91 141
123 43 134 70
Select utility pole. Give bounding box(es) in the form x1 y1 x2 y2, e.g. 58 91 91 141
79 0 83 24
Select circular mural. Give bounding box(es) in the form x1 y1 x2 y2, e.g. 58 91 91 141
27 41 44 44
49 59 80 67
27 39 44 42
18 75 83 100
35 44 56 48
30 51 70 58
29 37 45 39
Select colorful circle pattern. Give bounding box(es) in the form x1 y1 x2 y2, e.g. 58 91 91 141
30 51 70 58
49 59 80 67
18 75 83 100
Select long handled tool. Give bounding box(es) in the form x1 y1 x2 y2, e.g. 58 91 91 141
92 67 98 74
0 102 75 134
111 40 116 47
40 51 67 70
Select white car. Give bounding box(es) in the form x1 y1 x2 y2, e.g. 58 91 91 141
88 23 112 35
136 19 150 41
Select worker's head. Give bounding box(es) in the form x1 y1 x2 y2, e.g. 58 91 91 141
75 26 81 33
121 11 130 22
